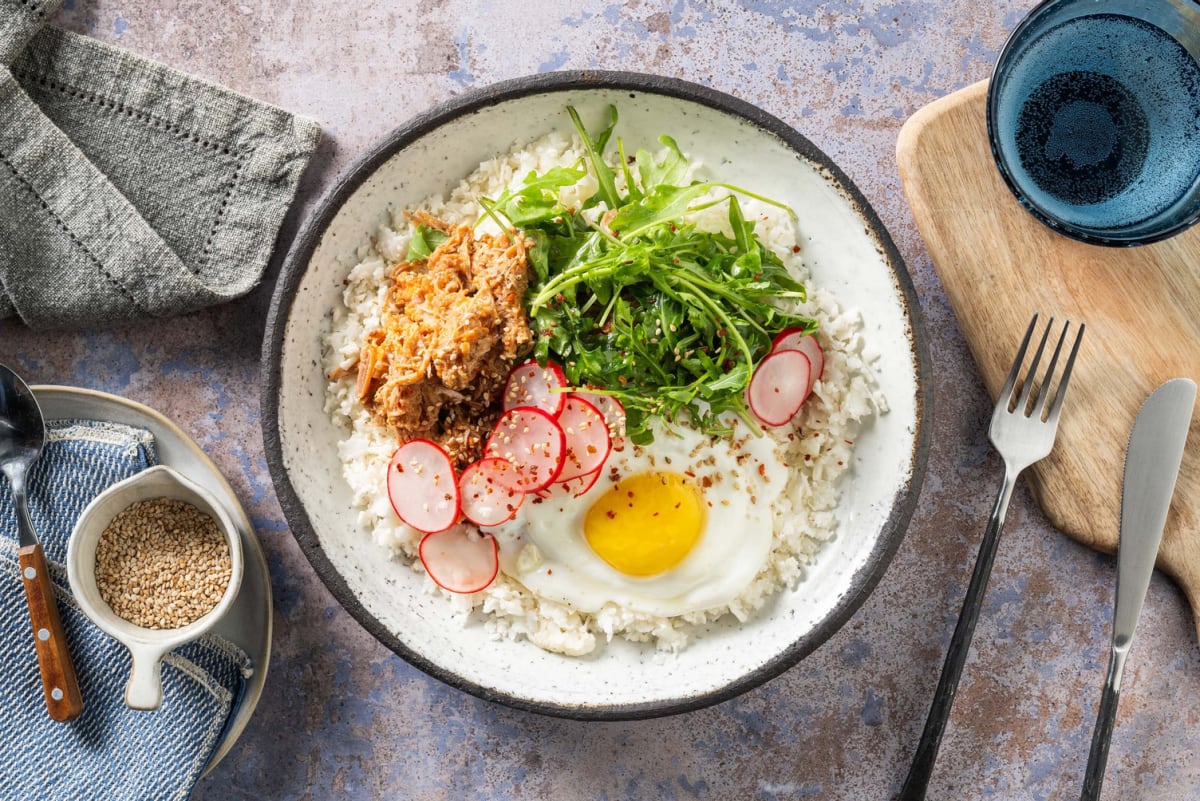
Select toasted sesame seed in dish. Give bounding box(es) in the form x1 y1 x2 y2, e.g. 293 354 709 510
95 497 233 630
323 106 887 656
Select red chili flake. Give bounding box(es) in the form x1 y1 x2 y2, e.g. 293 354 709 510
758 463 766 477
792 245 801 253
606 510 616 519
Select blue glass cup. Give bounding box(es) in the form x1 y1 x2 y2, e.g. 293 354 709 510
987 0 1200 246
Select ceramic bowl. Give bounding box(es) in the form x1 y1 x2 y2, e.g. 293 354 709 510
67 465 245 710
262 71 931 719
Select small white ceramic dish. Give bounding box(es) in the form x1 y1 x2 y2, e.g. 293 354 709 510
67 465 244 710
35 386 269 770
263 71 932 718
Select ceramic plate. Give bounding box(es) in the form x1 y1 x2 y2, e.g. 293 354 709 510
263 71 931 719
33 386 270 773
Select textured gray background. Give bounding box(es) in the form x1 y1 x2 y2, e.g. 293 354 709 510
2 1 1199 799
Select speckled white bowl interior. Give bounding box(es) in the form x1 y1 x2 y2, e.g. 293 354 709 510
264 72 929 718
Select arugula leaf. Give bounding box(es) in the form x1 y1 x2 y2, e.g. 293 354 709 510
636 135 689 190
567 105 620 209
407 224 449 261
485 165 587 228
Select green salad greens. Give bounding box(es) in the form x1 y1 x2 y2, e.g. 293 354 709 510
417 106 817 445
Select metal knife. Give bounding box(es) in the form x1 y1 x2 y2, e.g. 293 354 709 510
1080 377 1197 801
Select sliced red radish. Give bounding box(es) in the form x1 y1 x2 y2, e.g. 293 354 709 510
418 525 499 593
575 390 627 449
503 359 567 416
469 453 524 493
387 440 460 533
485 407 567 492
771 329 824 390
573 467 603 497
747 349 811 427
459 458 525 526
534 467 603 501
556 396 612 481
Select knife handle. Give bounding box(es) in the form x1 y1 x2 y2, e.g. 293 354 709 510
18 543 83 722
1080 650 1124 801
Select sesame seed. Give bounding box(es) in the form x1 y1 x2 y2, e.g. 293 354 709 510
94 498 231 630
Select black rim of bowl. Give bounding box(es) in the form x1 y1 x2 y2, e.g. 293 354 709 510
261 69 933 720
985 0 1200 247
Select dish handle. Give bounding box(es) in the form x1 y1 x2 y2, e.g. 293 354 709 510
124 643 169 711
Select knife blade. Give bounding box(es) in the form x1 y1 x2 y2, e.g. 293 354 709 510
1115 377 1196 652
1080 377 1196 801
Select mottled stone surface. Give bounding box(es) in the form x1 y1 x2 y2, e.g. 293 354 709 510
3 1 1199 799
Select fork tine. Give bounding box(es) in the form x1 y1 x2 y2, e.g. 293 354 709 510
1034 321 1071 419
1046 321 1085 423
999 313 1039 409
1014 316 1054 414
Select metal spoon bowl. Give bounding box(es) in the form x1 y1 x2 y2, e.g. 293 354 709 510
0 363 83 721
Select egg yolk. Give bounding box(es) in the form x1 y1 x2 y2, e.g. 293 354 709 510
583 472 706 576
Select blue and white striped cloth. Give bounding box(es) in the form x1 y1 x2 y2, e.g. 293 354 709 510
0 420 249 800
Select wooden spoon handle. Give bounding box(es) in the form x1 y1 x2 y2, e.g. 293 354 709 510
18 543 83 722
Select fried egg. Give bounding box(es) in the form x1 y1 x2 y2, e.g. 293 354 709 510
485 416 790 617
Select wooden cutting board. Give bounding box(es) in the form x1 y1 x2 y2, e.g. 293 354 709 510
896 80 1200 640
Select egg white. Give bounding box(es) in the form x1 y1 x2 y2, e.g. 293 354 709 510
484 415 790 617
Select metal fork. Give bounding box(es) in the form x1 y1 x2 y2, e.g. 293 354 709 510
898 313 1085 800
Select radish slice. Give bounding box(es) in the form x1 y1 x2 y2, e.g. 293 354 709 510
387 440 460 533
747 350 811 427
575 390 626 448
573 467 603 497
469 453 524 493
771 329 824 390
534 467 603 501
503 359 567 417
556 396 612 481
418 525 499 593
485 407 567 492
459 458 525 526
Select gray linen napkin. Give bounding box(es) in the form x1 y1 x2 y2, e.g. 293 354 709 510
0 0 321 328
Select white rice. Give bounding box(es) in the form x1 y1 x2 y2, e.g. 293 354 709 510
322 131 886 656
